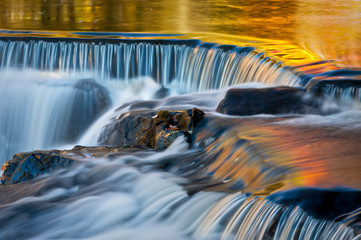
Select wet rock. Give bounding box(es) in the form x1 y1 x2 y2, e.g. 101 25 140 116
216 87 317 116
306 79 361 98
98 111 156 148
0 146 151 185
128 100 160 111
115 100 139 112
98 108 205 150
267 187 361 223
63 79 112 141
153 87 170 99
0 151 73 185
155 130 184 151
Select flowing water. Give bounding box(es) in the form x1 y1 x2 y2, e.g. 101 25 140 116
0 0 361 239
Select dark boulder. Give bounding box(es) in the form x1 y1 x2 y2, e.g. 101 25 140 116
98 108 205 150
61 79 112 142
306 79 361 100
153 87 170 99
98 111 156 148
0 151 73 185
216 87 317 116
267 187 361 223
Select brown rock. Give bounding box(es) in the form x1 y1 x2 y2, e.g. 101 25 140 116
98 108 205 150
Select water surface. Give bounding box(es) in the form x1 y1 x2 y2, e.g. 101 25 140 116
1 0 361 67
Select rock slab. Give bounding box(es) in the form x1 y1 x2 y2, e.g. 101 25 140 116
216 87 316 116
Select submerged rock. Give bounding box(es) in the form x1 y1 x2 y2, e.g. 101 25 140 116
98 108 205 150
216 87 318 116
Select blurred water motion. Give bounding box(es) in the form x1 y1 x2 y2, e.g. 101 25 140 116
0 0 360 67
0 1 361 239
182 116 361 193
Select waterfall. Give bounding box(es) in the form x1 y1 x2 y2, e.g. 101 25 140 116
305 79 361 105
0 38 301 91
0 37 302 164
193 193 358 240
0 37 360 240
0 70 111 164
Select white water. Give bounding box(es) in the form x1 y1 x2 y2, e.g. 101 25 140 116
0 39 301 90
0 69 82 163
1 138 359 239
0 38 360 240
0 68 181 164
0 38 301 164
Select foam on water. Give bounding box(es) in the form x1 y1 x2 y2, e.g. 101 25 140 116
0 69 181 163
0 38 361 240
277 110 361 129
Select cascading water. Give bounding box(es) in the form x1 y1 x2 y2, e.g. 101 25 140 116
0 37 360 240
0 70 112 166
0 37 302 165
0 38 301 89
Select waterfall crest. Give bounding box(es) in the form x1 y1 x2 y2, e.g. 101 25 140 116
0 38 301 91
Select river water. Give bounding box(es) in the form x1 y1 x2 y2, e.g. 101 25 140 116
0 1 361 239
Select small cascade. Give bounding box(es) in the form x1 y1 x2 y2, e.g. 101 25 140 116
0 36 361 240
193 193 359 240
0 37 303 164
0 38 301 91
0 72 111 164
166 118 294 194
306 79 361 105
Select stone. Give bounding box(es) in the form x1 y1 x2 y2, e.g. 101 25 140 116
306 79 361 98
0 146 147 185
155 130 184 151
216 87 317 116
98 108 205 150
128 100 160 111
0 151 73 185
267 187 361 222
153 87 170 99
62 79 112 142
98 111 156 148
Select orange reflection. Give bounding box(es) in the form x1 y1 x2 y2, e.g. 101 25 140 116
1 0 360 68
196 117 361 195
295 0 361 67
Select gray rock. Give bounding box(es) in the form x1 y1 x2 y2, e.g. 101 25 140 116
216 87 317 116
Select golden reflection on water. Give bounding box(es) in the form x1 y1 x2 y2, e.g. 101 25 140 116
197 118 361 194
295 0 361 68
0 0 360 67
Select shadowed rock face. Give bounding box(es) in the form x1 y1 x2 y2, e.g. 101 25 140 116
216 87 319 116
307 79 361 91
153 87 170 99
0 151 73 185
0 146 149 185
98 108 205 151
267 187 361 226
63 79 112 142
306 79 361 101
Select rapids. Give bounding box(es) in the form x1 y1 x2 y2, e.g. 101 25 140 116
0 37 360 239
